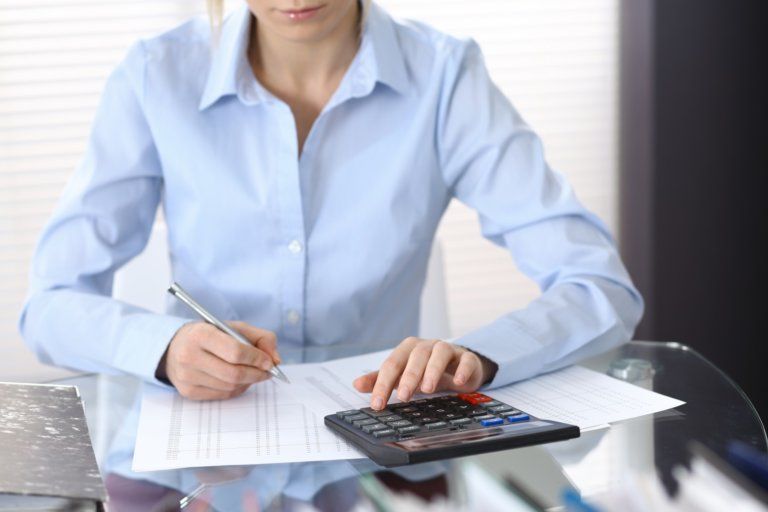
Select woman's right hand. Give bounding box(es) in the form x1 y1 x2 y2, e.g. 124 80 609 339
159 321 281 400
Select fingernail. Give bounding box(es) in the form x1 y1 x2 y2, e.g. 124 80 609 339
372 397 384 410
422 379 433 393
455 373 466 385
398 386 410 401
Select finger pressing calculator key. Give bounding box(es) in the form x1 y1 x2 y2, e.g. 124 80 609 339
324 392 579 467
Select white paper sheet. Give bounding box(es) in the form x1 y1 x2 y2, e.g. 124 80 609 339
281 350 390 415
486 365 685 429
133 352 684 471
132 377 364 472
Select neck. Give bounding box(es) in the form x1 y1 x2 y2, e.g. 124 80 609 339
249 5 361 92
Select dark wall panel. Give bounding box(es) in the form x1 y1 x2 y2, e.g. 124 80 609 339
621 0 768 420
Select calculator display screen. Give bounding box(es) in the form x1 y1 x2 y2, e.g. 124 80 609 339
391 420 550 451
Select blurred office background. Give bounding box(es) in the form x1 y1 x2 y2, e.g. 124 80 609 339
0 1 765 419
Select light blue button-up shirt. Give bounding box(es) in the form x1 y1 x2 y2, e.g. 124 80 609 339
20 3 643 390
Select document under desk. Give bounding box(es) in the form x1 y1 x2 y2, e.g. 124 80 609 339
47 341 767 511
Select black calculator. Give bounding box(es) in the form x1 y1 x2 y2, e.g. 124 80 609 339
324 392 579 467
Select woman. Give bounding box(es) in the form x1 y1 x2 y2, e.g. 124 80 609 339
20 0 643 411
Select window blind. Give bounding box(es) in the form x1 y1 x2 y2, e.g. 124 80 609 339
0 0 212 380
0 0 619 380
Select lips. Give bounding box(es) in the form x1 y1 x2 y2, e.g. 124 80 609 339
279 5 325 21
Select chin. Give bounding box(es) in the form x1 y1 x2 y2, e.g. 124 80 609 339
273 24 333 43
257 2 355 44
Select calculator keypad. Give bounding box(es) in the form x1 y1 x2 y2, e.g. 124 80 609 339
335 392 530 440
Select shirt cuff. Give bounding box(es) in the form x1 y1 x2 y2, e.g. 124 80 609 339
453 317 549 389
112 313 189 387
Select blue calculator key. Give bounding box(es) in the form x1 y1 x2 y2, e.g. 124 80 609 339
507 414 530 423
480 418 504 427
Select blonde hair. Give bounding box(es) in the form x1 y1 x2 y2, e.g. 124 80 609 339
207 0 224 39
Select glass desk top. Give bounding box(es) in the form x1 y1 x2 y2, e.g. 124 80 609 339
51 341 767 511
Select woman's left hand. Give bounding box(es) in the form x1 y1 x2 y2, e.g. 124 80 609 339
353 337 495 410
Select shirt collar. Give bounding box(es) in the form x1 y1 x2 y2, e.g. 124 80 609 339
198 2 409 111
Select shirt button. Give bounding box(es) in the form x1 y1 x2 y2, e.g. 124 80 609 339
286 310 301 325
288 240 303 254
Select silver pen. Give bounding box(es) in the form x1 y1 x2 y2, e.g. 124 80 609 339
168 282 290 384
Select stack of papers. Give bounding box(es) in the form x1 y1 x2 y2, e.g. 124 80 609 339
133 350 684 472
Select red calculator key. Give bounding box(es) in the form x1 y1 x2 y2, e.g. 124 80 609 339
457 393 493 405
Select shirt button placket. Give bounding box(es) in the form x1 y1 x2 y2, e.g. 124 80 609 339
276 103 307 345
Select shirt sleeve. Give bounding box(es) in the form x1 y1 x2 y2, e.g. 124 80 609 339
18 42 188 385
437 41 644 389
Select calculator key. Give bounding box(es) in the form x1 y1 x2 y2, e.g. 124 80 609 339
353 418 379 427
397 425 421 434
468 409 488 417
400 407 418 413
434 408 448 414
388 402 410 409
489 405 514 413
336 409 361 417
362 423 389 433
345 413 370 423
407 412 424 419
457 392 493 405
418 416 438 424
443 413 460 420
480 418 504 427
387 420 412 428
425 421 449 430
361 408 394 417
479 400 503 408
413 399 428 404
379 415 402 423
507 414 530 424
449 418 472 426
498 410 523 418
373 429 396 438
473 414 496 422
